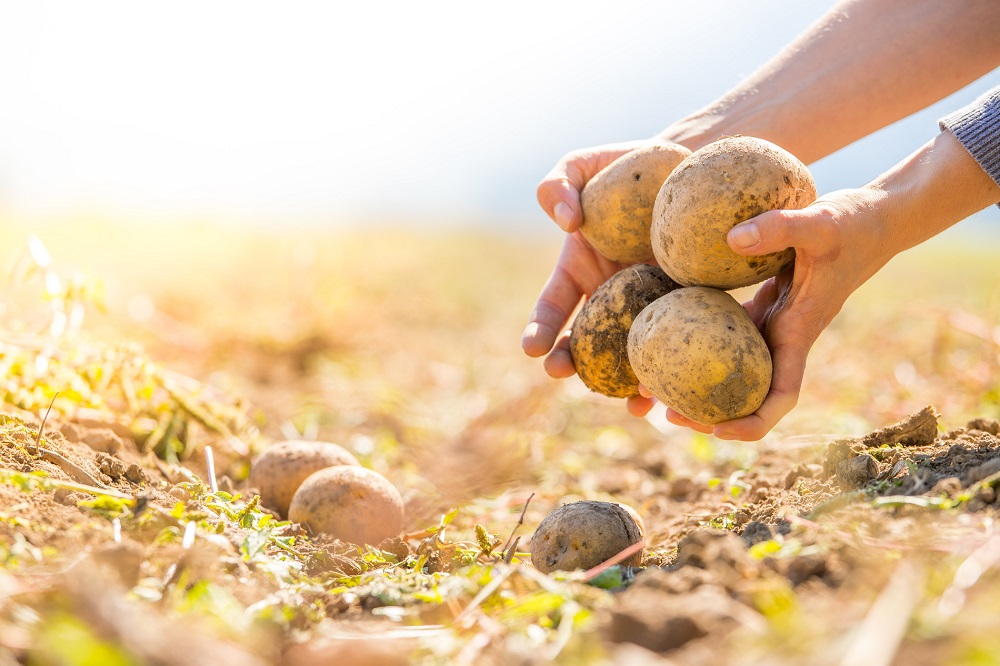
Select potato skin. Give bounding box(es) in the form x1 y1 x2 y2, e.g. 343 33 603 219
581 143 691 264
651 136 816 289
288 466 404 546
570 265 680 398
248 440 360 518
627 287 772 425
530 500 644 574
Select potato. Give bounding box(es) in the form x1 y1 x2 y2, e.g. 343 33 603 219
288 465 404 546
530 500 644 574
627 287 771 425
248 440 360 518
570 265 681 398
581 143 691 264
651 136 816 289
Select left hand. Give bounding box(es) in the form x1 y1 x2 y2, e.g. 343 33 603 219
525 140 664 417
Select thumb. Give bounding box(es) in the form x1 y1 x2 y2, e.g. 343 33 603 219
727 208 813 256
537 163 586 232
537 179 582 232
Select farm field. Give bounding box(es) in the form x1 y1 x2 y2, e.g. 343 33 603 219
1 218 1000 665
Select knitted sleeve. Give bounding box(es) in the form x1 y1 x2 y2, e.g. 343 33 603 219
939 84 1000 188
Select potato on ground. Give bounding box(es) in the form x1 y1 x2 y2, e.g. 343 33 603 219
570 265 680 398
581 142 691 264
288 465 404 546
530 500 644 574
651 136 816 289
248 440 359 518
627 287 772 425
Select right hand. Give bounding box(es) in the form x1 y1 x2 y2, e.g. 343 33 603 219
522 140 660 417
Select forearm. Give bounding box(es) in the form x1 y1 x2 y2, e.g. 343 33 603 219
820 129 1000 301
657 0 1000 163
869 130 1000 263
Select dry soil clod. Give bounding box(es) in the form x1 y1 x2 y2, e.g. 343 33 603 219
835 454 880 489
859 405 940 448
825 405 941 474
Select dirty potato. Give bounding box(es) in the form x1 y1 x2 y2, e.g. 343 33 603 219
248 440 360 518
581 143 691 264
651 136 816 289
530 500 644 574
287 465 404 546
627 287 772 425
570 264 680 398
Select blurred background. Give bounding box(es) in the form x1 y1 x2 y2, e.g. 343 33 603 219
3 8 1000 663
2 0 999 237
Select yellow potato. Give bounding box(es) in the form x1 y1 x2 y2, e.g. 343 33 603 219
248 440 360 518
570 265 680 398
581 143 691 264
627 287 772 425
530 500 644 574
288 465 404 546
651 136 816 289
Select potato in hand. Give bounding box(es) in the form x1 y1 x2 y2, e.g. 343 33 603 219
581 143 691 264
652 136 816 290
627 287 772 425
570 265 680 398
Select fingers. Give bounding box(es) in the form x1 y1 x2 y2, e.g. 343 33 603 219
665 408 714 434
521 267 582 358
627 394 656 418
741 272 793 332
523 236 594 358
727 206 836 257
711 391 797 441
537 169 583 232
536 144 640 233
537 153 594 233
713 334 808 441
542 330 576 379
523 233 626 359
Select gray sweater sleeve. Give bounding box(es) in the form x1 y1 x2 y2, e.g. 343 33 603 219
939 84 1000 188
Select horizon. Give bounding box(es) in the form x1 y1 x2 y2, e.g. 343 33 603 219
2 1 999 234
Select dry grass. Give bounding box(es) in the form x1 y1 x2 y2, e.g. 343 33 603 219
1 216 1000 664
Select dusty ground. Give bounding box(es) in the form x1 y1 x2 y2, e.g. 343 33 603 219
1 222 1000 665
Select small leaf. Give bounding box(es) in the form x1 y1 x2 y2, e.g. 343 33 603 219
587 566 625 590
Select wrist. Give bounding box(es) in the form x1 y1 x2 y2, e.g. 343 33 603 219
872 130 1000 257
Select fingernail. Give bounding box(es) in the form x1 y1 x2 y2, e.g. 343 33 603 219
729 222 760 249
554 202 573 230
522 322 539 340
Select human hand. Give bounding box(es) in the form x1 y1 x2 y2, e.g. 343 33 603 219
533 140 655 233
662 189 894 440
524 140 660 416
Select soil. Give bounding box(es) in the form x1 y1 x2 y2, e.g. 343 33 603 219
4 397 1000 664
3 227 1000 665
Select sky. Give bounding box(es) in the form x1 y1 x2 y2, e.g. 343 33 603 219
1 1 999 233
